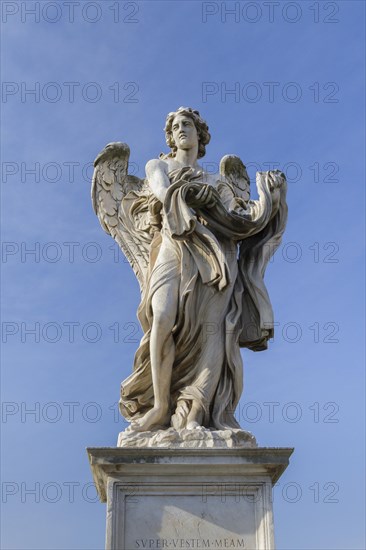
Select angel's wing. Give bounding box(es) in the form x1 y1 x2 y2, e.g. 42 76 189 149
220 155 250 204
91 142 152 290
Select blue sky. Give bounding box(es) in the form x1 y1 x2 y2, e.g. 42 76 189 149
1 1 365 549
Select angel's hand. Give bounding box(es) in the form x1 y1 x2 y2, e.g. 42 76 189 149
148 195 163 234
187 184 217 209
268 170 285 191
268 171 286 211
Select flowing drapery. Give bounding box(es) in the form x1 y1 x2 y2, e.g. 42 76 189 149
119 167 287 429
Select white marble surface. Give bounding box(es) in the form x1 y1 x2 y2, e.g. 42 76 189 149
124 490 257 549
92 107 288 434
117 427 257 449
87 447 293 550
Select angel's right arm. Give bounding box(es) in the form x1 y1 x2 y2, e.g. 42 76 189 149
145 159 170 203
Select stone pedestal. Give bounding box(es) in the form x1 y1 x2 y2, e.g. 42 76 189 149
87 447 293 550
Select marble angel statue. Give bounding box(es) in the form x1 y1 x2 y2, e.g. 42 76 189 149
91 107 287 435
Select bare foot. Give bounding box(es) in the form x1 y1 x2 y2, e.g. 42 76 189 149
129 406 170 432
186 420 201 430
186 402 203 430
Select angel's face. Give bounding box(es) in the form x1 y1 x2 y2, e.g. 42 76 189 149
171 115 199 152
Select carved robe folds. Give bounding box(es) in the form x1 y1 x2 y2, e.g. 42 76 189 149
119 167 287 430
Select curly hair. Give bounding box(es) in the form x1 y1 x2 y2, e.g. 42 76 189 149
163 107 211 159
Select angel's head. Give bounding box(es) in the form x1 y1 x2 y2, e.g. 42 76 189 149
164 107 211 159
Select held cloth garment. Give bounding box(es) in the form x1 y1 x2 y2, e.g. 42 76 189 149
119 167 287 429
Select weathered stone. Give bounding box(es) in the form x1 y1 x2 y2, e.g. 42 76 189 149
87 447 293 550
117 427 257 449
91 107 288 434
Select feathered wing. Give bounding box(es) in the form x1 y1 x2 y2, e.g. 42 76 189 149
91 142 152 290
220 155 250 205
